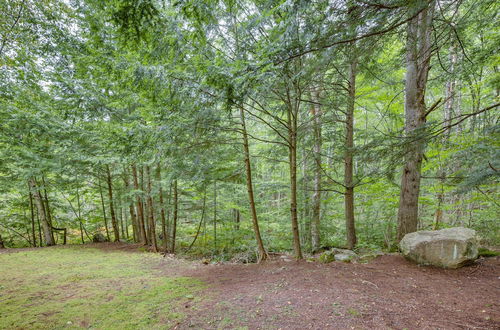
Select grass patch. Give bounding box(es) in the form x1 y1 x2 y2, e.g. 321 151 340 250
478 248 500 258
0 246 204 329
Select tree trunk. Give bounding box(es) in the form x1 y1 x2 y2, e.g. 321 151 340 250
98 177 111 241
132 164 147 244
287 102 303 259
213 180 217 253
0 232 4 248
106 165 120 242
156 165 168 251
140 166 150 245
239 106 267 261
171 180 178 253
397 2 435 241
29 178 55 246
345 58 357 250
233 209 240 231
311 89 322 252
436 44 458 228
146 165 158 252
187 190 207 251
41 176 55 243
29 187 36 247
122 168 138 242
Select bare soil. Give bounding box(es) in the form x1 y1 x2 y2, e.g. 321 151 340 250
173 254 500 330
3 244 498 329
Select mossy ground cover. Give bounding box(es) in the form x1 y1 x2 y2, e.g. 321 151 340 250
0 246 204 329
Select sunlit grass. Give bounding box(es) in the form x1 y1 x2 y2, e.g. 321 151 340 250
0 246 204 329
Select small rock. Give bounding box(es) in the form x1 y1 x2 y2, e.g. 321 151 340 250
334 253 354 262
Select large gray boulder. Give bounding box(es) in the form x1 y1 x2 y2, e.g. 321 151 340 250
400 227 478 268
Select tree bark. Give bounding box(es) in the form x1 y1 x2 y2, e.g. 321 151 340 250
397 2 435 241
98 177 110 241
122 168 138 242
239 106 267 261
41 176 55 243
156 165 168 251
140 166 150 245
287 100 303 259
132 164 147 244
29 178 55 246
106 165 120 242
187 190 206 251
29 187 36 247
171 180 178 253
213 181 217 253
146 165 158 252
311 89 322 251
345 58 357 250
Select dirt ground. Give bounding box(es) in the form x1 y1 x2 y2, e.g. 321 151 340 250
173 254 500 330
2 244 498 329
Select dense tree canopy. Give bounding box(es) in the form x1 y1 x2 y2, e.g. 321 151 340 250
0 0 498 259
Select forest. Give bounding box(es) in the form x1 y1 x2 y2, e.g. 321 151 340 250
0 0 499 328
1 0 498 258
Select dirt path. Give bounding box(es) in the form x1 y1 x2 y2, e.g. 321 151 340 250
172 255 499 329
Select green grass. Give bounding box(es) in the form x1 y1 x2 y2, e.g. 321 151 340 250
0 246 204 329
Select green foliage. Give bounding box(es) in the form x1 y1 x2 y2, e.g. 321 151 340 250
0 0 498 257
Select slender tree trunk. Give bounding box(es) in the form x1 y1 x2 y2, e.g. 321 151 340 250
435 44 458 228
75 180 84 244
234 209 240 231
0 232 4 249
29 178 55 246
29 187 36 247
345 58 357 250
213 181 217 253
165 182 172 251
156 165 168 251
140 166 150 245
287 102 303 259
132 164 147 244
119 206 125 239
98 177 110 241
397 2 435 241
187 190 206 251
146 165 158 252
36 205 42 246
239 106 267 261
311 89 322 251
106 165 120 242
171 180 178 253
122 167 138 242
41 176 55 243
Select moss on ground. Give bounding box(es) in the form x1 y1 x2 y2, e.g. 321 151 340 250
0 246 204 329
